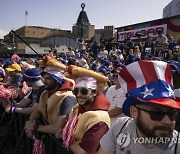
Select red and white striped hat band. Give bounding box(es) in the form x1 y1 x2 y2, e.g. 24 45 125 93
75 77 97 90
118 60 173 95
43 66 65 79
23 73 41 79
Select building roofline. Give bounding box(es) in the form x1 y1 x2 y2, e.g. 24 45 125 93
16 26 70 31
116 15 180 29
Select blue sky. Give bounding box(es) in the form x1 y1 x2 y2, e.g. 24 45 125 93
0 0 172 38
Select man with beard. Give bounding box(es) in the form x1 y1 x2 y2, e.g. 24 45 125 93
25 66 77 136
56 66 111 154
98 60 180 154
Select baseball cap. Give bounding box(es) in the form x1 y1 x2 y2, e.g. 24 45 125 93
6 63 21 72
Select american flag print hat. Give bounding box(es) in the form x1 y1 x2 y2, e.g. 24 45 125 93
118 60 180 116
41 66 65 85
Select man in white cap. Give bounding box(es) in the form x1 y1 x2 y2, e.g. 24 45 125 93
25 66 77 136
98 60 180 154
57 66 110 154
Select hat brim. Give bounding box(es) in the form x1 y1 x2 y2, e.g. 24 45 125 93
41 72 64 85
122 96 180 117
23 76 40 82
6 68 16 72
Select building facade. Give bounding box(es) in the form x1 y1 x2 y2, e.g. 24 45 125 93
72 3 95 40
95 26 117 43
1 26 77 55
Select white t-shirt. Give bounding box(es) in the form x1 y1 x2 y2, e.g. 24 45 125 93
99 50 108 58
106 85 126 125
100 117 180 154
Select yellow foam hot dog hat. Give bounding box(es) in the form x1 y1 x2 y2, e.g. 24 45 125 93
38 56 66 70
66 65 108 83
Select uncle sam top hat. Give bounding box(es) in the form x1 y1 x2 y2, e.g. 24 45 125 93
118 60 180 116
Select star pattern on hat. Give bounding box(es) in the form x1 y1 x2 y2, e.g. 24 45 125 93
166 85 174 97
141 87 154 98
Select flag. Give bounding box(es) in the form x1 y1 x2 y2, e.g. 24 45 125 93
25 10 28 16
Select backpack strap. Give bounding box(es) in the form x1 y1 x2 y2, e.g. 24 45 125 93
174 132 179 154
116 117 131 138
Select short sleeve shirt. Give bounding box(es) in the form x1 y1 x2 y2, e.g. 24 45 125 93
59 96 77 115
100 117 180 154
106 85 126 124
27 86 45 106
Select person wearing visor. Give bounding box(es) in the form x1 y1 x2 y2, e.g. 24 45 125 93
57 66 110 154
98 60 180 154
25 66 77 137
1 63 22 88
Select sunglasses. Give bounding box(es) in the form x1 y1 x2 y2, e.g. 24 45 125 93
112 74 118 78
134 106 177 121
73 87 89 95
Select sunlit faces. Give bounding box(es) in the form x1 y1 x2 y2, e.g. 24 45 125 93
37 65 45 72
134 45 140 50
131 104 176 138
9 71 18 77
134 106 177 121
42 73 58 90
112 73 119 84
112 74 118 78
73 87 96 106
73 87 90 95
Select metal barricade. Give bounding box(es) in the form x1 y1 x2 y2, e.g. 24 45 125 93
0 110 70 154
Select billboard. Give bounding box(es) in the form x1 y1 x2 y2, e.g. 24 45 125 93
117 15 180 41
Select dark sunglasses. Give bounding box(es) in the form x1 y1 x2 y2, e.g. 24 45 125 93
73 87 89 95
112 74 118 78
134 106 177 121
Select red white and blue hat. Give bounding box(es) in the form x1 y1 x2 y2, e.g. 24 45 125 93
23 68 41 82
118 60 180 116
41 66 65 85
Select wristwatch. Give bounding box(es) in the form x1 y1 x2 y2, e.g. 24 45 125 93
33 123 39 131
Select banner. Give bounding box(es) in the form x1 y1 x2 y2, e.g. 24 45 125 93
117 24 167 41
116 15 180 41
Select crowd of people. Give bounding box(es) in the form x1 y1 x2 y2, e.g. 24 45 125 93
0 33 179 154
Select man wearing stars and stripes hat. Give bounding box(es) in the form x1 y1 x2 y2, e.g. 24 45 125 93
98 60 180 154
